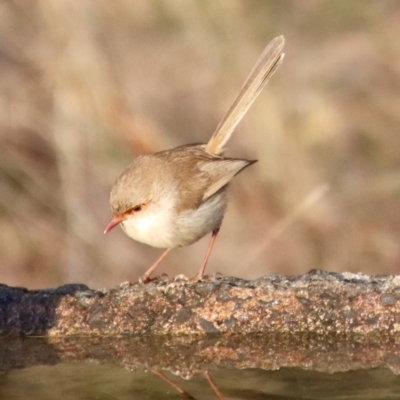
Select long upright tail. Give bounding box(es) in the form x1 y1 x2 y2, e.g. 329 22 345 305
205 35 285 156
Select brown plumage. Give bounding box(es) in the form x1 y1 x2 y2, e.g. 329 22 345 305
105 36 285 282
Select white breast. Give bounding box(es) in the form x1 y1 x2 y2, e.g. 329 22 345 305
120 195 177 249
120 190 228 249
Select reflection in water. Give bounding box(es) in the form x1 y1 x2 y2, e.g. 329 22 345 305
1 363 399 399
203 371 225 400
1 334 400 399
155 370 225 400
154 370 197 399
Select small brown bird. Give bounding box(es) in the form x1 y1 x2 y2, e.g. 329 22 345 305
104 36 285 282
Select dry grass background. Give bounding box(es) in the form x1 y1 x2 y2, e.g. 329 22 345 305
1 0 399 289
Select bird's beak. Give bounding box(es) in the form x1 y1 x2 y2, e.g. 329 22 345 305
104 215 125 234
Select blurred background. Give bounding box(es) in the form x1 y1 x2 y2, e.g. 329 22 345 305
1 0 399 289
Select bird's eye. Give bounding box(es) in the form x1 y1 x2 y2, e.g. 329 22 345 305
132 205 142 212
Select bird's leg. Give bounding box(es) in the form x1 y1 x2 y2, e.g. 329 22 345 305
153 371 196 399
203 371 225 400
193 229 219 280
140 248 172 283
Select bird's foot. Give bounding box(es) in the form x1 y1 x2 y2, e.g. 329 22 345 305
173 274 189 282
119 281 134 288
160 274 189 293
138 273 169 285
190 272 223 282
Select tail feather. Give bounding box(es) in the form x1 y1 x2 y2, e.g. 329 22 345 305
206 35 285 156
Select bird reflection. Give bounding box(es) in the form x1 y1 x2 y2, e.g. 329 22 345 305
153 370 225 400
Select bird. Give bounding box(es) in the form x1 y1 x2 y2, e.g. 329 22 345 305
104 35 285 282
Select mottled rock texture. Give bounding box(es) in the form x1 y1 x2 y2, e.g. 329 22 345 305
1 270 399 336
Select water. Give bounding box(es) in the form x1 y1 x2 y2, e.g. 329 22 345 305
1 335 399 399
1 364 399 399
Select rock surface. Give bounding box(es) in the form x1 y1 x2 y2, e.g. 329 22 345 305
1 270 400 336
